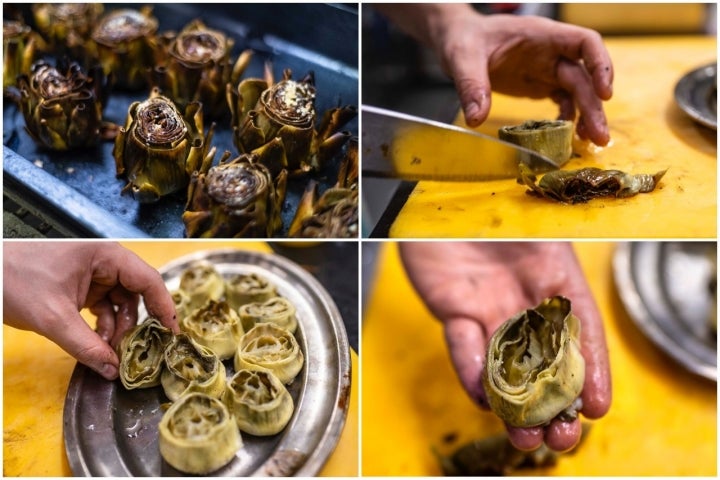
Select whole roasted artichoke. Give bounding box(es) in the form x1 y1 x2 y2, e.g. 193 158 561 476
234 323 304 385
17 60 106 150
228 68 356 173
178 261 225 310
114 88 216 203
482 296 585 428
161 333 227 401
32 3 103 57
223 369 294 436
3 20 40 92
238 297 298 334
152 19 252 118
224 272 277 310
180 300 244 360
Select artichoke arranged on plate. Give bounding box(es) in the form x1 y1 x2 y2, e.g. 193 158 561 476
117 318 174 390
180 300 244 360
159 392 242 474
32 3 102 58
178 261 226 310
482 296 585 428
152 19 252 118
224 369 294 436
235 323 304 385
238 297 298 334
17 59 106 150
113 88 216 203
161 333 226 401
3 20 41 92
499 120 573 167
225 272 278 310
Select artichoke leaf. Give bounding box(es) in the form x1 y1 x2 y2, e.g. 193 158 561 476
225 272 278 310
223 369 294 436
238 297 297 334
117 318 173 390
234 323 304 385
161 334 226 401
180 300 244 360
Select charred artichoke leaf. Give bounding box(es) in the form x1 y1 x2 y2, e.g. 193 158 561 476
32 3 102 56
159 392 242 474
518 163 667 204
161 333 226 401
482 296 585 428
238 297 297 334
499 120 573 167
223 369 294 436
117 317 173 390
225 272 278 310
178 261 225 310
289 182 358 238
17 60 105 150
234 323 304 385
3 20 41 92
180 300 244 360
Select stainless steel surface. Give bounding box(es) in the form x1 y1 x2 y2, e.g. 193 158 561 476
361 105 558 181
64 249 351 476
613 242 717 381
674 63 717 130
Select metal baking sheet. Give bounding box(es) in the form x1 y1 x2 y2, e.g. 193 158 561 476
63 249 352 476
674 62 717 130
613 242 717 381
3 3 358 238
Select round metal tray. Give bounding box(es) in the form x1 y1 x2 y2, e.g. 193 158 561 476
674 62 717 130
63 249 351 476
613 242 716 381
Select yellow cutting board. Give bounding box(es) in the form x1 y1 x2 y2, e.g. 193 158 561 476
388 36 717 238
361 242 716 475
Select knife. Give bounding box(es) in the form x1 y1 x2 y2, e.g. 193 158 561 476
362 105 559 182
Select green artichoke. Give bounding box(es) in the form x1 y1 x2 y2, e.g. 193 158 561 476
223 369 294 436
17 60 106 150
151 19 252 118
32 3 103 57
3 20 40 92
482 296 585 428
113 88 216 203
117 318 173 390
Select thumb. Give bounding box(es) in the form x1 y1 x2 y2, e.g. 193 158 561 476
445 51 493 127
444 316 489 407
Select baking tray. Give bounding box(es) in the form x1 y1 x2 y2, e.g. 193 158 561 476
674 62 717 130
613 242 717 381
3 3 358 238
63 249 352 476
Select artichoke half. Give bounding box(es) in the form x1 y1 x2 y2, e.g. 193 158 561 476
159 392 242 474
117 318 173 390
161 334 226 401
482 296 585 428
32 3 103 58
178 261 225 310
3 20 41 92
225 272 277 310
499 120 573 167
234 323 304 385
17 60 106 150
238 297 298 334
224 369 294 436
113 88 216 203
180 300 244 360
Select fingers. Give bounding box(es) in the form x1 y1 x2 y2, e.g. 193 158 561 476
444 46 493 127
506 424 544 451
556 58 610 146
444 317 488 406
545 418 582 452
554 25 614 100
107 286 140 348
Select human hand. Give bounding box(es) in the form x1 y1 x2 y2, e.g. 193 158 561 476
3 242 178 380
399 241 611 452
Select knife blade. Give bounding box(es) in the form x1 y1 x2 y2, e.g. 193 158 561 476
362 105 559 182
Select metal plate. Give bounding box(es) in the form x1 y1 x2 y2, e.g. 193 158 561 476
63 249 352 476
613 242 717 381
3 3 358 238
674 62 717 130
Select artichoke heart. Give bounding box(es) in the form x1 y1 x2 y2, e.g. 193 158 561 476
224 369 294 436
225 272 278 310
238 297 298 334
181 300 244 360
235 323 304 385
159 392 242 474
161 334 226 401
482 296 585 428
178 261 225 310
499 120 573 167
113 88 217 203
117 318 173 390
518 163 667 204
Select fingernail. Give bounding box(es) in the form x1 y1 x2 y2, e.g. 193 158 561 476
100 363 118 380
465 101 481 125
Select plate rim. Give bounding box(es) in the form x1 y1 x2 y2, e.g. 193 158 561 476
673 62 717 130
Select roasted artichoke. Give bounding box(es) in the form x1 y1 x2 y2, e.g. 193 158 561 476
17 60 106 150
117 318 173 390
238 297 298 334
159 392 242 474
170 289 192 322
225 272 277 310
228 68 356 173
3 20 40 92
32 3 103 57
151 19 252 118
235 323 304 385
161 333 226 401
482 296 585 428
180 300 244 360
113 88 216 203
183 153 287 238
499 120 573 167
178 261 225 310
223 369 294 436
90 7 158 89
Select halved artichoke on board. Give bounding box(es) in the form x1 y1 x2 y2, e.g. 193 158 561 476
178 260 225 310
224 369 294 436
234 323 304 385
482 296 585 428
225 272 278 310
161 334 226 401
238 297 298 334
180 300 244 360
117 318 173 390
159 392 242 474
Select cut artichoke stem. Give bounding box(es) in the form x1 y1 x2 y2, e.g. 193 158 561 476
223 369 294 436
499 119 573 167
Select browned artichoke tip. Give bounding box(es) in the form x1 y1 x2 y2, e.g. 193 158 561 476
113 88 216 203
183 155 287 238
3 20 40 92
32 3 103 54
290 187 358 238
91 7 158 90
17 60 105 151
151 19 252 118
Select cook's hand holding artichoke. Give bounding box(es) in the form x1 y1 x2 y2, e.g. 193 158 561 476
161 334 226 401
180 300 244 360
224 369 294 436
482 296 585 428
117 318 173 390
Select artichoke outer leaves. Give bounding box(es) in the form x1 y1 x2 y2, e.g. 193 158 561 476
238 297 298 334
161 334 226 402
117 318 173 390
178 260 225 310
180 300 244 360
225 272 278 310
3 20 40 91
234 323 304 385
159 392 242 475
223 369 294 436
482 296 585 428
